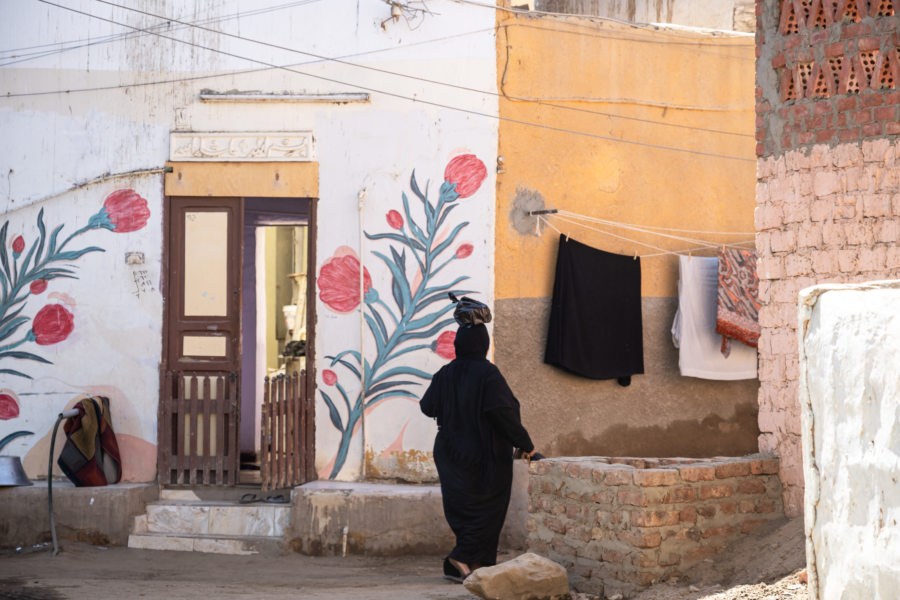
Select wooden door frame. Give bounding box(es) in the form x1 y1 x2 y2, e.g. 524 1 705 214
160 161 319 485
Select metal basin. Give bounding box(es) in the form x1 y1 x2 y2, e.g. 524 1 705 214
0 455 33 486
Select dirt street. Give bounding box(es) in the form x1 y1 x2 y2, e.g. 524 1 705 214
0 518 808 600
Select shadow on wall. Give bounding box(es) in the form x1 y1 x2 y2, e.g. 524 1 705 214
549 401 760 457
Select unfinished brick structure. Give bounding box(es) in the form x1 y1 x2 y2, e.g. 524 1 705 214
755 0 900 517
525 456 783 598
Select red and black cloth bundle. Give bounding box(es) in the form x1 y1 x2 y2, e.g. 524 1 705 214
58 396 122 486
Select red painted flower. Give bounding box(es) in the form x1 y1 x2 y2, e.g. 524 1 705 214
323 370 338 386
455 243 474 259
92 189 151 233
318 254 372 313
30 304 74 345
30 279 48 295
432 330 456 360
444 154 487 199
11 235 25 255
386 210 404 230
0 393 19 420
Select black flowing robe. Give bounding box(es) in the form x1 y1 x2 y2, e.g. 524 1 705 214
420 325 533 568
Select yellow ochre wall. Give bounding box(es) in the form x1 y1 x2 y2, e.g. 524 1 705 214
494 12 761 458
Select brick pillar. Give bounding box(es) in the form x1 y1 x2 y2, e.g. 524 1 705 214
755 0 900 517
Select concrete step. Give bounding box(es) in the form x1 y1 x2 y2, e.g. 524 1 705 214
127 532 284 555
142 501 290 537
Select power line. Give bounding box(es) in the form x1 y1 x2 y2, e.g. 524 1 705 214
25 0 754 162
94 0 754 138
0 0 325 67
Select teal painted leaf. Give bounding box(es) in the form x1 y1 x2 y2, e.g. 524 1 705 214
436 202 459 230
401 192 427 244
367 379 421 396
320 391 344 431
400 318 456 342
0 221 9 282
0 351 52 363
406 303 455 331
364 231 425 252
384 343 431 361
373 250 411 311
0 430 34 453
46 224 64 257
365 389 419 409
0 316 28 341
432 222 469 257
365 312 388 351
0 368 32 380
53 247 105 261
35 209 46 265
416 288 474 312
368 365 433 387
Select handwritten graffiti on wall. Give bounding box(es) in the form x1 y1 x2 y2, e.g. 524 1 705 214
0 189 149 445
317 154 488 479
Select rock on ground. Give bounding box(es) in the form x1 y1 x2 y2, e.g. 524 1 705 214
464 552 571 600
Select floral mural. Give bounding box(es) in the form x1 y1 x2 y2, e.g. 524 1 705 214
319 154 488 479
0 189 149 381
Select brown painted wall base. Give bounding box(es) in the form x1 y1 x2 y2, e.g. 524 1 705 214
494 297 760 458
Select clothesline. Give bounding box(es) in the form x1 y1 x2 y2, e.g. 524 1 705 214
535 210 756 259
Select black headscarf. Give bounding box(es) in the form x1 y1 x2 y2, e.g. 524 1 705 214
454 324 490 359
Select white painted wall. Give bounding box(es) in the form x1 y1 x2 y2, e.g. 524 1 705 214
799 281 900 600
1 0 498 482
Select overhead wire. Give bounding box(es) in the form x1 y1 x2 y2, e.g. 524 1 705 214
14 0 756 160
0 0 326 67
17 0 755 162
3 2 756 137
92 0 752 137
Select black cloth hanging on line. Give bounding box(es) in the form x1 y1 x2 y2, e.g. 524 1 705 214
544 235 644 386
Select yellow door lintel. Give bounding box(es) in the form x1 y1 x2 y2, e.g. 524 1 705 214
165 161 318 198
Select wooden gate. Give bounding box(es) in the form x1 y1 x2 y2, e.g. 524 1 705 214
160 371 240 485
261 370 314 490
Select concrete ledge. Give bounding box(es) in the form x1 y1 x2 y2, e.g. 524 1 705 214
289 462 529 556
0 481 158 548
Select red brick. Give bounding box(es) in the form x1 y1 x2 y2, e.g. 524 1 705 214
840 127 861 141
685 545 719 560
631 510 681 527
618 490 649 507
811 29 829 44
741 519 768 534
837 96 858 111
756 143 766 157
617 530 662 548
756 86 763 99
792 104 811 119
720 502 738 515
601 549 625 564
861 94 884 107
701 484 734 500
696 505 716 518
814 100 832 115
715 462 751 479
663 486 698 504
544 516 565 534
756 128 767 141
884 90 900 104
702 525 736 538
756 499 777 513
591 490 615 504
632 551 658 568
739 500 757 513
633 469 680 487
816 128 836 142
858 36 882 51
604 469 633 485
806 115 827 129
784 35 802 49
854 109 873 124
798 131 815 144
678 465 716 482
659 553 681 567
886 121 900 135
826 42 844 57
863 122 883 136
680 507 697 523
842 22 865 37
737 479 767 494
771 52 787 69
875 106 899 121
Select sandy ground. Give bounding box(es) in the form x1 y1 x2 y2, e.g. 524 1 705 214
0 518 807 600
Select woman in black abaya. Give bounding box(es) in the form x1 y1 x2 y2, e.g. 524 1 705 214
420 323 536 582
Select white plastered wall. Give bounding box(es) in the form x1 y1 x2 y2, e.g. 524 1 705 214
0 0 498 482
798 281 900 600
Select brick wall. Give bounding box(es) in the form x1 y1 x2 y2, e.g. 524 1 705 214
756 0 899 157
526 456 783 599
756 0 900 518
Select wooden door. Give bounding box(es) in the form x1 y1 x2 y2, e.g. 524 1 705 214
159 197 242 485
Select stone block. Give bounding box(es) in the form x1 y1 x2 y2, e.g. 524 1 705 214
464 552 570 600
